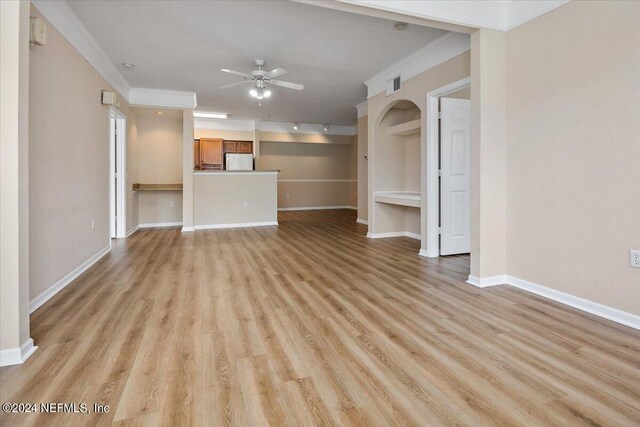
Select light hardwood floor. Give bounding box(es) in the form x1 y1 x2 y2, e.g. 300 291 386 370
1 209 639 426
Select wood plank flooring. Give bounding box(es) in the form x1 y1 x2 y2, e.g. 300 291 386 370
1 209 639 426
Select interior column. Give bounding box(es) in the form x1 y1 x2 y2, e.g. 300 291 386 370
470 28 508 281
0 0 35 365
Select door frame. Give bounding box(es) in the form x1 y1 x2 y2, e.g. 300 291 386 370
421 77 470 257
109 107 127 239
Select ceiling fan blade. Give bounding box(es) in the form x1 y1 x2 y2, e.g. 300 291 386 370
219 80 253 89
265 68 287 79
269 79 304 91
221 68 253 79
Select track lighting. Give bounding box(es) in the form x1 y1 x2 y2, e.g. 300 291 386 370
323 124 329 132
293 122 299 130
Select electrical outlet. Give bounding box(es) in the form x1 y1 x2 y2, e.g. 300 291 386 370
91 219 95 230
169 201 174 208
243 201 248 208
631 250 640 268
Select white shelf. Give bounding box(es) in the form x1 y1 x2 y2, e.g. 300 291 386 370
374 191 421 208
387 119 421 137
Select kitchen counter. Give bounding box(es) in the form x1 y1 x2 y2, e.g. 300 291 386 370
193 170 279 229
193 170 279 175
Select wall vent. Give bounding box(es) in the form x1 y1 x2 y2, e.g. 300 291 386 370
386 75 401 96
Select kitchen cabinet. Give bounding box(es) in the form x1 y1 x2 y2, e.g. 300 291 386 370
199 138 223 170
237 141 253 154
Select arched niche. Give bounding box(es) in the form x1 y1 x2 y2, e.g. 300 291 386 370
370 99 422 237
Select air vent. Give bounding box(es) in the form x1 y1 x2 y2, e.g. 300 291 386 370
386 75 401 96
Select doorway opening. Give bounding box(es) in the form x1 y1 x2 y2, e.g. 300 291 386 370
109 108 127 239
423 77 470 257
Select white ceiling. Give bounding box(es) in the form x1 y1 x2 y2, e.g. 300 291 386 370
66 0 447 125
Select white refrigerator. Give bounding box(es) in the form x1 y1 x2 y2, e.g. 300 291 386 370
225 153 253 170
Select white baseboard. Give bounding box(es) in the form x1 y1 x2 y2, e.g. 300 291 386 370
139 221 182 228
194 221 278 230
367 231 421 240
356 218 368 225
278 206 356 211
467 274 640 330
30 244 112 314
0 338 37 367
466 274 509 288
181 226 194 232
125 225 140 237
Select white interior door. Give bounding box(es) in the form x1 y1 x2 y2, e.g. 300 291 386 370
440 97 471 255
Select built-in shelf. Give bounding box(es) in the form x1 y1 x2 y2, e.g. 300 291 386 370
132 183 183 192
374 191 421 208
387 119 421 137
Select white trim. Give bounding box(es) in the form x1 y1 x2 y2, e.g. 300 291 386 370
194 171 278 176
125 225 140 237
138 221 183 228
466 274 508 288
29 244 112 314
356 218 369 225
129 88 197 109
466 275 640 330
337 0 569 32
278 179 357 183
364 32 470 98
0 338 37 367
418 249 429 257
32 0 130 99
195 117 256 132
278 206 356 211
356 101 368 118
194 221 278 230
366 231 420 240
260 121 356 136
181 226 195 232
109 108 127 239
423 77 471 258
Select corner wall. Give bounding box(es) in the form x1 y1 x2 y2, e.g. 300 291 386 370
28 4 131 302
505 0 640 315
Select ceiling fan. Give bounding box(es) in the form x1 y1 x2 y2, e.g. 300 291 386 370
219 59 304 100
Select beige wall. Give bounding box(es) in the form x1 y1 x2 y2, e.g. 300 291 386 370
193 173 278 226
126 110 139 233
181 109 194 229
195 129 254 141
133 109 183 225
259 139 357 210
470 28 508 278
505 0 640 314
28 5 132 301
357 115 368 221
1 0 31 354
136 113 183 184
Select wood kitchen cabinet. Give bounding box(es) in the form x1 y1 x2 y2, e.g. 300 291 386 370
237 141 253 154
223 141 237 153
199 138 223 170
194 139 200 168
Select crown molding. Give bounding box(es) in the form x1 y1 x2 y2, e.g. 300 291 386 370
260 121 356 136
32 0 130 100
195 118 256 132
337 0 569 32
194 119 356 136
129 88 197 109
364 31 470 99
356 101 368 118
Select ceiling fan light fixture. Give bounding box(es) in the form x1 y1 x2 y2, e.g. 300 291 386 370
263 89 272 98
323 124 329 132
249 88 258 97
293 122 299 130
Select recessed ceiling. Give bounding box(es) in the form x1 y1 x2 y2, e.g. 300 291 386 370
67 0 447 125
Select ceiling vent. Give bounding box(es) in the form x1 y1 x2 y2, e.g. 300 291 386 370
386 75 401 96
